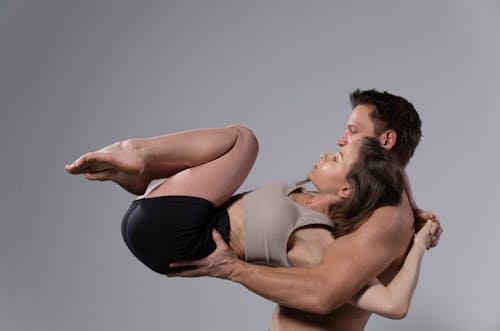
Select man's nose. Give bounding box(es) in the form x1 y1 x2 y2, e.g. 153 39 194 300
337 131 348 146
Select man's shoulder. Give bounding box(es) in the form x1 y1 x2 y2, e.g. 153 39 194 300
366 205 407 227
355 199 413 244
368 193 412 226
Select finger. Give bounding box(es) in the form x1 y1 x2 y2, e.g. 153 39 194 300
167 268 207 278
434 227 443 241
418 221 433 250
431 220 442 236
211 229 230 252
424 216 435 223
430 222 439 235
433 226 442 240
212 229 225 244
424 220 433 234
426 212 437 221
430 226 443 248
430 222 438 241
420 210 434 219
169 258 205 268
66 156 88 173
417 219 433 234
429 216 440 227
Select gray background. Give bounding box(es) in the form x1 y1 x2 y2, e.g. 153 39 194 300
1 1 499 330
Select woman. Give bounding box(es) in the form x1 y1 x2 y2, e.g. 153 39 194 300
65 125 434 319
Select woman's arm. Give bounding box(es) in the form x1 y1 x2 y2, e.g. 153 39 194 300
348 220 434 319
169 206 411 314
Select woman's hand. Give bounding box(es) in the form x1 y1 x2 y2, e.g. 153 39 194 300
167 230 241 279
413 209 443 248
413 219 440 251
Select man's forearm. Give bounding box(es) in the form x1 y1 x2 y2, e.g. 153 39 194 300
170 206 411 315
229 208 411 314
230 259 343 314
169 231 352 313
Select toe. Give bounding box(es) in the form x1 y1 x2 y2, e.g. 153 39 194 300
85 171 112 181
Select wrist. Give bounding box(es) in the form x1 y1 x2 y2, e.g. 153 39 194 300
228 259 248 282
412 240 427 253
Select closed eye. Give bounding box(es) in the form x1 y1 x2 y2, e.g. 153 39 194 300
348 125 358 135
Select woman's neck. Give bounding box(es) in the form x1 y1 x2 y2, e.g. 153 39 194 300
306 193 343 216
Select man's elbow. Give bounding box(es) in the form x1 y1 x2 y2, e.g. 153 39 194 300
309 299 333 315
386 310 408 320
310 288 345 315
382 303 409 320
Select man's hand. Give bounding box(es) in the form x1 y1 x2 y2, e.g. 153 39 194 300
167 230 240 279
413 209 443 248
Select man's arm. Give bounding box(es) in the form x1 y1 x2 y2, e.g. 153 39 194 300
170 206 411 314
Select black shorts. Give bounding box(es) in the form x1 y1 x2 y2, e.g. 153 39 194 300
121 196 230 275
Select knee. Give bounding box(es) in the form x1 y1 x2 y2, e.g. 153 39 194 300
230 125 259 154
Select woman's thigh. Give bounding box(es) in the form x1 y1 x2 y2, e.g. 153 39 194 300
145 126 258 207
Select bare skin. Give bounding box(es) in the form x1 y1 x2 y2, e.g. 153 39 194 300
268 202 411 331
66 125 259 257
65 126 355 261
170 194 414 331
66 141 150 195
67 125 440 331
166 105 442 330
262 104 443 330
66 126 259 205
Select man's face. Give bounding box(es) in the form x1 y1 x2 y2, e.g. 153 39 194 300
337 105 377 147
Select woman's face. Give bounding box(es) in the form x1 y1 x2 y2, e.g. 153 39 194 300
309 140 361 196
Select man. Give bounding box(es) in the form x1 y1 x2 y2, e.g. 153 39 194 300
170 89 442 330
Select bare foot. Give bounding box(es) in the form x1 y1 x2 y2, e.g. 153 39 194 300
65 141 150 195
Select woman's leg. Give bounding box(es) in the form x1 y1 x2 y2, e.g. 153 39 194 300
142 125 258 207
66 125 258 206
68 125 257 274
66 140 152 195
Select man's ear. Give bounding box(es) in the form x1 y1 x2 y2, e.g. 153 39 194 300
378 130 397 150
338 185 352 199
